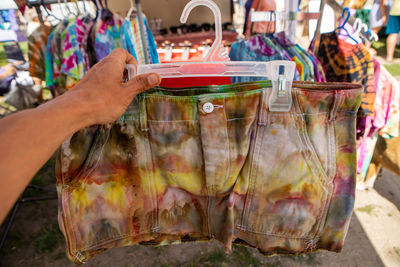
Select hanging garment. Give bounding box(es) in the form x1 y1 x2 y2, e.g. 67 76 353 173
272 32 315 81
144 19 159 64
229 35 300 83
121 16 159 64
86 21 98 68
61 17 92 89
380 73 400 140
305 52 327 83
315 31 375 117
121 18 143 64
45 20 71 95
357 65 400 188
28 24 53 80
343 0 368 9
93 11 123 62
229 34 325 83
56 81 362 264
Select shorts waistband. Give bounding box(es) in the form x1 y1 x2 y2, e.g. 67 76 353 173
120 81 363 124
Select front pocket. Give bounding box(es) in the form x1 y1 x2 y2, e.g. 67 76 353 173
60 122 157 252
148 120 209 236
241 111 332 239
58 125 102 186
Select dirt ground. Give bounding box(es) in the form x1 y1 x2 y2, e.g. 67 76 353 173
0 154 399 267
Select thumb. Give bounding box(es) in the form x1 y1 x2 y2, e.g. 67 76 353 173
123 73 161 95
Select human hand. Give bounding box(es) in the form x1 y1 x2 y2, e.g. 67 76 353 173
382 15 387 25
68 48 161 125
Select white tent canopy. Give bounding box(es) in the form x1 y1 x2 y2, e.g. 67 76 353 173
0 0 18 10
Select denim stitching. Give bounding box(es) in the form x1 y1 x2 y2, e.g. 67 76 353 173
146 116 257 123
80 128 111 183
223 97 231 192
62 127 111 255
239 91 266 232
142 103 159 233
293 90 334 240
139 95 159 232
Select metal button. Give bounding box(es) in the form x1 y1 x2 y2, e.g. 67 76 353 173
203 102 214 113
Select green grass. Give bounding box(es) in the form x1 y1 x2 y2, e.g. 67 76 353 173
185 261 197 267
34 223 63 253
0 42 27 67
372 37 400 59
384 64 400 76
205 250 229 265
52 250 67 260
356 204 376 215
31 156 56 186
22 157 56 198
394 247 400 257
285 253 319 265
232 245 261 267
0 232 26 254
197 249 229 266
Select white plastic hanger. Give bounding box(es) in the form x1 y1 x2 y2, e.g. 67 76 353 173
126 0 296 112
352 18 379 43
126 0 136 20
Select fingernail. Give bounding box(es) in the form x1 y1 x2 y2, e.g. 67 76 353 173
147 74 160 86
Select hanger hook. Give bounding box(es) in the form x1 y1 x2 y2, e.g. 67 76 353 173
341 7 351 27
353 18 362 34
180 0 222 62
126 0 135 20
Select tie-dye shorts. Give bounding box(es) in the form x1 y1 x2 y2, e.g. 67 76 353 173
56 81 362 264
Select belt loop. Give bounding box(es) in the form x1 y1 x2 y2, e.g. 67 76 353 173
329 91 342 122
258 89 268 126
139 96 149 132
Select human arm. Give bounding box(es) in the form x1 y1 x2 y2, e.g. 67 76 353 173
381 0 387 24
0 48 161 223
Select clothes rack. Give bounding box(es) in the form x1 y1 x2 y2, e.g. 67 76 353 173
26 0 149 64
312 0 327 55
26 0 86 23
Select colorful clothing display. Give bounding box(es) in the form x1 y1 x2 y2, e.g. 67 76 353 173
121 17 159 65
315 32 375 117
313 31 400 189
45 20 70 95
40 11 158 95
28 24 53 81
229 33 326 83
57 81 362 264
94 11 123 62
61 17 92 89
357 65 400 188
229 35 296 83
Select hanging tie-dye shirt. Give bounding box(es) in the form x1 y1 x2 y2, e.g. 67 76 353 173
45 20 70 95
121 17 159 64
61 17 92 89
94 13 123 61
357 63 400 183
28 24 53 80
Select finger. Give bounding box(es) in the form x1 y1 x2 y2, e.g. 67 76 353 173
109 48 137 67
122 73 162 95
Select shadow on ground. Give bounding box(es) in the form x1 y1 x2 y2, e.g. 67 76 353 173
375 170 400 211
0 158 386 267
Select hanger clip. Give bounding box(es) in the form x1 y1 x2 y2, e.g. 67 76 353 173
268 61 296 112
